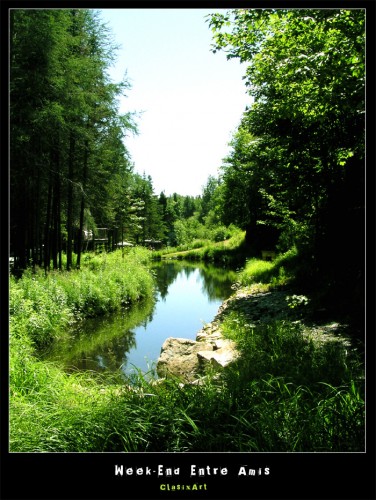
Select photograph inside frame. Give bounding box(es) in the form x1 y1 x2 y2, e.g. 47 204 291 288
3 1 374 499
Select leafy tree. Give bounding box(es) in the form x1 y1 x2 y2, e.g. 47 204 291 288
130 174 165 244
219 126 280 253
208 8 365 300
173 217 206 246
10 10 64 271
199 175 221 223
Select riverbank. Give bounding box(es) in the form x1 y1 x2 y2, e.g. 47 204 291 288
9 246 365 452
152 230 248 267
9 248 155 349
155 283 358 385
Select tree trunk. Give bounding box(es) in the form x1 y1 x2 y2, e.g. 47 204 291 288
44 168 53 272
66 132 75 271
76 140 88 269
57 175 62 271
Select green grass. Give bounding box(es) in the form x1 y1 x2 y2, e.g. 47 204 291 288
10 248 155 349
9 244 364 453
10 314 364 452
233 246 298 290
217 313 364 451
153 230 248 267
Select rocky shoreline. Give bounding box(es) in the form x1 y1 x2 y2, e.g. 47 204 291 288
156 287 355 384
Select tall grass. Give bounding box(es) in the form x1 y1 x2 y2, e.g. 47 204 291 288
234 246 298 289
9 248 154 349
10 343 145 452
10 316 364 452
9 245 364 453
217 314 364 451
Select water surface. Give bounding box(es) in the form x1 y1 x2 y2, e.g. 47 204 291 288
44 261 236 378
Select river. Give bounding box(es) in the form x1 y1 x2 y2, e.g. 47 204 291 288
43 261 237 379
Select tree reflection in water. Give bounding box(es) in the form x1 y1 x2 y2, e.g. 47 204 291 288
44 261 237 379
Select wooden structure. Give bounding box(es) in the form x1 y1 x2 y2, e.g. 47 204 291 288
93 228 108 251
144 239 162 250
116 241 133 248
78 227 130 253
82 229 93 252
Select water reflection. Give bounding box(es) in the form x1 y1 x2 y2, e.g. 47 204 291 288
43 297 154 373
44 261 237 378
152 261 237 302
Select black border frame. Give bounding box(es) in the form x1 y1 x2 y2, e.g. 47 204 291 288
1 1 375 499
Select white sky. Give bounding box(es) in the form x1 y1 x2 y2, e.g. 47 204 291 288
98 8 251 197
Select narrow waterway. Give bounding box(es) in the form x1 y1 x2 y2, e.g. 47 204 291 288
43 261 237 379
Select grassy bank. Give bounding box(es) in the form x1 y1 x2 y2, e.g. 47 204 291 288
152 229 248 267
9 245 364 452
10 248 154 349
10 319 364 451
9 247 156 451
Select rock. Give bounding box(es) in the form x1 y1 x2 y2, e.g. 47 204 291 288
156 337 214 382
196 330 222 342
155 289 298 384
156 331 240 383
156 287 356 386
212 338 235 350
197 344 240 370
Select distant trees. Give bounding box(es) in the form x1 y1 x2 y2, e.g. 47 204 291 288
11 7 365 320
207 9 365 300
159 193 201 246
131 174 164 244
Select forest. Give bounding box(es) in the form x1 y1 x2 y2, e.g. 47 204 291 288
10 9 365 309
8 8 366 458
9 9 230 273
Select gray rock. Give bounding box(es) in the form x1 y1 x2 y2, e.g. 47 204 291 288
156 337 214 382
156 330 240 383
198 343 240 370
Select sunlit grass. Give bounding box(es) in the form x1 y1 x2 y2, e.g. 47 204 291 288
9 244 364 453
9 248 155 349
235 247 298 289
152 230 247 267
10 313 364 452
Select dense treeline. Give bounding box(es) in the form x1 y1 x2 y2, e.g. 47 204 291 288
206 9 365 322
9 9 227 277
10 9 133 271
9 9 208 273
10 8 365 311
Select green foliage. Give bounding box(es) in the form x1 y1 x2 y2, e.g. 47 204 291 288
207 8 365 299
173 217 205 246
219 314 364 451
286 294 310 309
10 9 138 272
9 272 75 347
8 8 365 455
234 247 298 289
200 175 222 224
153 229 247 268
10 314 364 452
9 240 364 452
9 248 154 349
